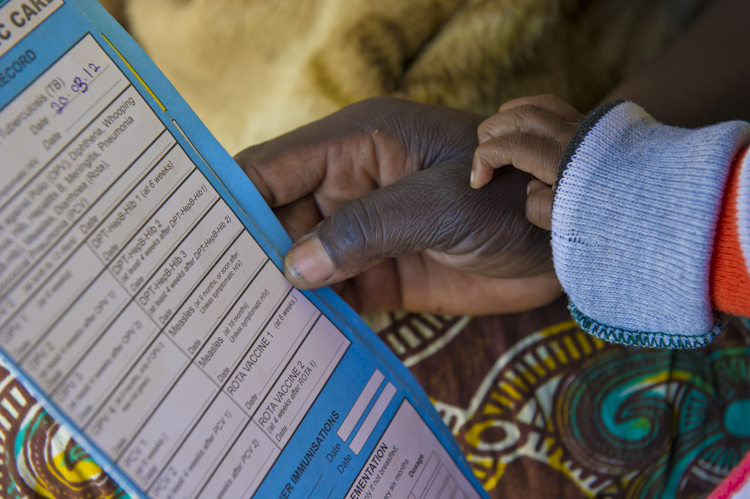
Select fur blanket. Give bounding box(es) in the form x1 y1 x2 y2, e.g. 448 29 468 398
100 0 708 154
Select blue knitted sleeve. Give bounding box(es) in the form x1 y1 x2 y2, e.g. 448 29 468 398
552 102 750 348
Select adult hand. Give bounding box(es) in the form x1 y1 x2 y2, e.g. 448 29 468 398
234 97 561 315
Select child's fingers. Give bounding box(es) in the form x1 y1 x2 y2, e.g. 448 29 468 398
526 179 553 230
471 134 563 188
478 104 578 144
472 95 582 189
498 94 584 122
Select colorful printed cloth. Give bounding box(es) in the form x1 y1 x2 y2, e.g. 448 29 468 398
0 370 126 498
2 298 749 498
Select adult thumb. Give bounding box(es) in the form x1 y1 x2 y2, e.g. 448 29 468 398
282 161 549 288
283 163 473 289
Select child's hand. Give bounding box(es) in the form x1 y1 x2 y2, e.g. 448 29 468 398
470 95 584 230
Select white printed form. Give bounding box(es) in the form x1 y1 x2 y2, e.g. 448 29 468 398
345 401 479 499
0 34 349 498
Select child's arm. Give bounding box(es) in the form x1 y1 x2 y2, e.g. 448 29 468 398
472 96 750 348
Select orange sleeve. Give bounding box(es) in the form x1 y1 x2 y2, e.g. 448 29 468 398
711 147 750 315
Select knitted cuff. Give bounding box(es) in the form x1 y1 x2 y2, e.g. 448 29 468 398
552 101 750 348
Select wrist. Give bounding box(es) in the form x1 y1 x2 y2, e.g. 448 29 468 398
552 101 750 348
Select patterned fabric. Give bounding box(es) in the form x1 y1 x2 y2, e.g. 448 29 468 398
0 365 127 499
402 302 750 498
3 299 749 498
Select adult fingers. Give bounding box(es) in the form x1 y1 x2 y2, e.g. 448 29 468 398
526 179 553 230
234 97 485 210
472 133 564 188
233 113 379 209
283 169 458 289
272 195 322 242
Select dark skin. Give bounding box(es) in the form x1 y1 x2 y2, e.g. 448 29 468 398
473 0 750 230
236 98 560 315
604 0 750 128
471 95 583 229
234 0 750 315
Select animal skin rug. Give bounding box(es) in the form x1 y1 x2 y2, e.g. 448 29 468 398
100 0 708 155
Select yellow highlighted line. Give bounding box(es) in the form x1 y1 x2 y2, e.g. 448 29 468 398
101 34 166 111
